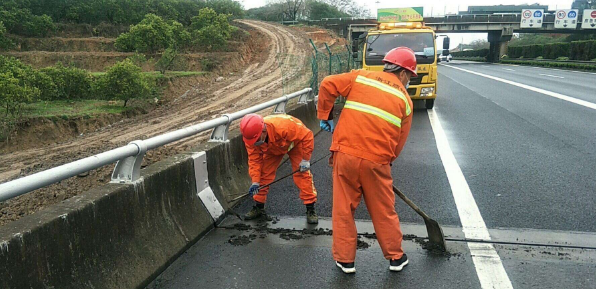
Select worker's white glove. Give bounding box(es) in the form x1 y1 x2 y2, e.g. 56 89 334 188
299 159 310 172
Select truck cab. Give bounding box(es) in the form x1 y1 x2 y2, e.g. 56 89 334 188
353 22 448 109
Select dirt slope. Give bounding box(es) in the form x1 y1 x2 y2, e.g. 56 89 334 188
0 20 311 225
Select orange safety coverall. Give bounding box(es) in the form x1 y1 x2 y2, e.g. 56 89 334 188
318 69 413 263
245 115 317 205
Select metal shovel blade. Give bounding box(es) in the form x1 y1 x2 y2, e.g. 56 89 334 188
393 185 446 252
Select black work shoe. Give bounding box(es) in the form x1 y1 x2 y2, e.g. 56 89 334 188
244 206 265 220
389 254 409 272
306 206 318 224
336 261 356 274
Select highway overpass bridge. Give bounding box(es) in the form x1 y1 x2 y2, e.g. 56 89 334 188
290 13 596 62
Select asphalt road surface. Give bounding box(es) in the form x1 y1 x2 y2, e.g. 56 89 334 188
148 61 596 289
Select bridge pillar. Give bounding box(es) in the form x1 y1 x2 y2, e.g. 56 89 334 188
487 27 513 62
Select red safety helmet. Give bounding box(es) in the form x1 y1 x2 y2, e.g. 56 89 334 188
240 114 265 145
382 47 418 77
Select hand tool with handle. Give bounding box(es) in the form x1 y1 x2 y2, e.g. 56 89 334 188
393 185 446 252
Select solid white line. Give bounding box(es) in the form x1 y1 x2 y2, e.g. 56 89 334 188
428 109 513 289
444 64 596 110
539 73 564 79
495 63 596 75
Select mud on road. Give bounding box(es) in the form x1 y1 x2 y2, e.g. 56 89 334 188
0 20 314 226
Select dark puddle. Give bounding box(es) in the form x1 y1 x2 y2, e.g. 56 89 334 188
227 220 456 258
225 219 333 244
280 233 304 240
357 238 370 250
228 234 258 246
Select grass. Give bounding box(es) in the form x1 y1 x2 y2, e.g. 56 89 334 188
21 99 132 119
90 71 207 79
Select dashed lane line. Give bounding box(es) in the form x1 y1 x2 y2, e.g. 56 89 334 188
428 109 513 289
443 64 596 111
539 73 564 79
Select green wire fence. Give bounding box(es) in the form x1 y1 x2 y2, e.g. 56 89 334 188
278 39 356 104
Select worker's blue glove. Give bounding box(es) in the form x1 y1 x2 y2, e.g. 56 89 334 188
320 120 334 132
249 182 260 196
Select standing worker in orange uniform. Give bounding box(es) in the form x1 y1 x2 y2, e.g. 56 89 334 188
318 47 416 273
240 114 319 224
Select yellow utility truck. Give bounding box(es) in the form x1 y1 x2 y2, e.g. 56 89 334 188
352 8 449 109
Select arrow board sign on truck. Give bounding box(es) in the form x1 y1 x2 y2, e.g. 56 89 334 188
520 9 544 28
582 9 596 29
555 9 578 29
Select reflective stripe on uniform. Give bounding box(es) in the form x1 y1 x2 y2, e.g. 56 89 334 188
344 101 402 128
355 75 411 116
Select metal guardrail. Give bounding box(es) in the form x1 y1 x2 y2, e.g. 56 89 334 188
0 88 313 202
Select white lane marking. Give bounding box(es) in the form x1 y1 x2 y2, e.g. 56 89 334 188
496 63 596 75
539 73 564 79
503 68 515 71
428 109 513 289
444 64 596 110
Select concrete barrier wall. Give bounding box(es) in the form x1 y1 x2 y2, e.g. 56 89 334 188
0 100 319 289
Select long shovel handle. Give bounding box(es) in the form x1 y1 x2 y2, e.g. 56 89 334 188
229 168 301 202
392 185 432 221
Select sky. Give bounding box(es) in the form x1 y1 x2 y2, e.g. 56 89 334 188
236 0 575 48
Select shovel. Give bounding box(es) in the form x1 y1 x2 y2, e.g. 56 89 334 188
393 185 446 251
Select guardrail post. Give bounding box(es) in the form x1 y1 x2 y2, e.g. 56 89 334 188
273 95 289 114
110 140 147 183
209 114 231 142
298 90 310 104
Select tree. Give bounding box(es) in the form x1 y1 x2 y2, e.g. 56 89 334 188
155 48 178 74
115 14 181 54
0 71 38 118
169 20 191 51
469 39 489 50
40 63 93 100
305 1 349 20
282 0 305 21
0 22 14 50
0 56 54 101
191 8 237 50
246 4 285 21
320 0 370 18
96 59 154 106
0 8 55 37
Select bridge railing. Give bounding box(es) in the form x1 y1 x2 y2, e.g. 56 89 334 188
0 88 313 202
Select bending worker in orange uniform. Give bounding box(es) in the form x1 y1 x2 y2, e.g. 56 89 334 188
240 114 319 224
318 47 416 273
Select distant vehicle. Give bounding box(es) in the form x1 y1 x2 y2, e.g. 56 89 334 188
439 52 452 62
